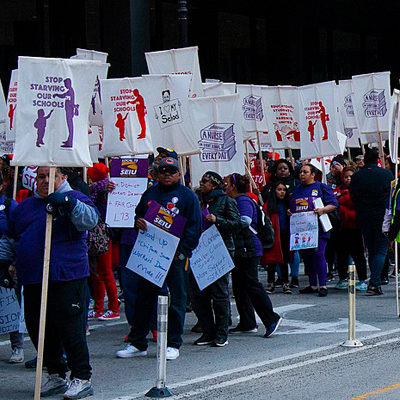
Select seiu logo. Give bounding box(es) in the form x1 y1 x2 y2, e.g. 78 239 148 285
154 208 173 230
295 198 308 211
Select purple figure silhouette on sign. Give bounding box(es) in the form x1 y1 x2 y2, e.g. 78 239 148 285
53 78 79 148
34 109 54 147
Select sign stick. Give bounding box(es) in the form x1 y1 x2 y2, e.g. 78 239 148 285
395 101 400 317
187 156 193 188
288 148 295 169
347 147 352 161
34 167 56 400
256 132 266 186
178 156 185 185
244 140 252 193
105 156 111 179
12 166 19 201
378 132 385 165
321 156 327 184
83 167 88 184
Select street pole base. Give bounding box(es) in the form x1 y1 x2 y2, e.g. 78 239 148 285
341 339 363 348
145 386 173 398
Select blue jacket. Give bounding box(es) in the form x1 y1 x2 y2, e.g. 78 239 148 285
0 180 98 285
135 181 201 258
0 195 18 237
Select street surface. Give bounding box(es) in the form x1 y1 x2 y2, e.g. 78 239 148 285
2 271 400 400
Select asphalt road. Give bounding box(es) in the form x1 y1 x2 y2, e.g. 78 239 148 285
2 271 400 400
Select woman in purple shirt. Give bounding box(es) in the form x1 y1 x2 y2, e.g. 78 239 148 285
290 164 338 297
225 173 282 338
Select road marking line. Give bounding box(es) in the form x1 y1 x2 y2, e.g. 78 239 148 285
106 328 400 400
349 382 400 399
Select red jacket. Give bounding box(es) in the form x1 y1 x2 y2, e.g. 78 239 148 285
261 202 283 264
336 185 356 229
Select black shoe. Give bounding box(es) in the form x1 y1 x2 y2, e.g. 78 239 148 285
191 321 203 333
212 338 229 347
283 284 293 294
194 334 214 346
229 325 258 334
318 287 328 297
25 357 37 369
289 277 299 288
299 286 318 294
326 272 334 281
274 278 283 288
381 277 389 285
366 285 383 296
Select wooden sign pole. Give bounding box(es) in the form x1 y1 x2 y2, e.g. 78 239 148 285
12 166 19 200
34 167 56 400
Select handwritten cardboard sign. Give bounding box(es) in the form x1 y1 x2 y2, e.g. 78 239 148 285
290 211 318 251
125 222 180 287
0 288 20 335
190 225 235 290
105 177 147 227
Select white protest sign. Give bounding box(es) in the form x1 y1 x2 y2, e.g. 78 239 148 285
12 56 104 167
88 64 109 127
352 71 391 142
101 77 154 156
22 166 38 191
290 211 318 251
188 93 245 185
299 81 343 159
88 125 101 146
126 223 180 287
0 79 6 124
262 86 301 150
5 70 18 143
202 82 236 96
145 46 204 98
105 177 148 227
190 225 235 290
389 89 400 163
0 287 20 335
74 48 108 62
142 74 198 155
0 124 14 154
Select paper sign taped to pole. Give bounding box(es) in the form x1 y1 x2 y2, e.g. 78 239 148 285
190 225 235 290
145 46 204 99
5 70 18 143
188 93 245 185
101 77 154 156
125 223 180 287
12 56 104 167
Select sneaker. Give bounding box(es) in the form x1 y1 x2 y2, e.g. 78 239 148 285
116 344 147 358
289 277 299 288
98 310 120 321
366 285 383 296
212 338 228 347
335 280 348 290
191 321 203 333
9 348 24 363
318 287 328 297
25 357 37 369
229 325 258 334
63 378 93 399
326 272 334 281
356 280 368 291
41 374 68 397
299 286 318 294
194 334 214 346
266 283 275 294
166 347 179 360
87 310 101 320
381 277 389 285
152 330 158 343
274 278 283 288
282 284 292 294
264 317 283 338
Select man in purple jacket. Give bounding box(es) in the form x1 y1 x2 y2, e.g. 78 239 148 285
0 167 98 399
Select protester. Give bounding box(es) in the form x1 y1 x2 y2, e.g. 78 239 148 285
190 171 241 347
326 156 346 189
87 163 120 321
335 166 368 291
0 167 98 398
250 158 269 193
262 181 292 294
350 148 393 295
225 173 282 338
290 164 338 296
354 155 364 169
116 157 201 360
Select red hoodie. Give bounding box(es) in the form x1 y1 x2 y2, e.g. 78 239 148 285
336 185 356 229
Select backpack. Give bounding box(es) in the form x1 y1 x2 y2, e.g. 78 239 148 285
86 218 111 256
250 199 275 249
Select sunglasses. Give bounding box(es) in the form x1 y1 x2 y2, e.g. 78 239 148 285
159 168 178 175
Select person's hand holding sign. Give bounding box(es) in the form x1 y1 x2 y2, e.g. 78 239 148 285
136 218 148 231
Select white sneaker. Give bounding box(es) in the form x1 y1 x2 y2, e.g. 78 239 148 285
63 378 93 399
116 344 147 358
166 347 179 360
41 374 68 397
9 348 24 363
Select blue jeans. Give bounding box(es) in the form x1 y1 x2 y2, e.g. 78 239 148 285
361 227 388 286
128 258 187 350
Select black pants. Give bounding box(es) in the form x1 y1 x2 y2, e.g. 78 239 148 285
337 228 367 281
24 278 91 380
325 228 339 272
190 272 230 341
232 256 280 330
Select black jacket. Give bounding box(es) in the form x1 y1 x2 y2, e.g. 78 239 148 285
349 164 393 229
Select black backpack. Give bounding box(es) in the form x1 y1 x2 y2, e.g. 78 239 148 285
250 199 275 249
